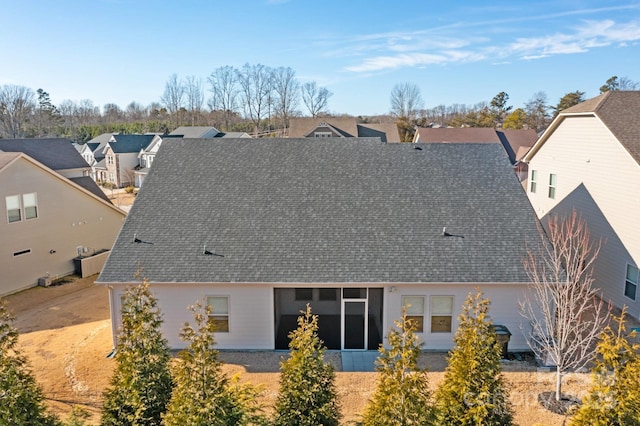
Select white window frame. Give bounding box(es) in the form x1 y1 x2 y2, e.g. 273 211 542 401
314 131 333 138
23 193 38 220
625 264 638 301
430 295 454 333
207 296 230 333
530 170 537 193
6 194 21 223
548 174 557 199
402 295 425 332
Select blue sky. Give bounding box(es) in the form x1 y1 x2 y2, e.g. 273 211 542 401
1 0 639 116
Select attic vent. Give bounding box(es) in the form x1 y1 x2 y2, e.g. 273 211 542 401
13 248 31 257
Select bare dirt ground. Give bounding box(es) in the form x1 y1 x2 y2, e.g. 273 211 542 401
103 187 136 211
6 276 593 425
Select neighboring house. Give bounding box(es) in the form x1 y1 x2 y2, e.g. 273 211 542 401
0 152 126 295
288 117 401 142
98 137 543 352
524 91 640 319
412 127 537 184
0 138 108 202
84 133 116 184
0 138 91 179
74 142 102 179
102 134 157 188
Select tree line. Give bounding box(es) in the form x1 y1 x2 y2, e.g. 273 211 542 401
0 72 637 142
390 75 638 141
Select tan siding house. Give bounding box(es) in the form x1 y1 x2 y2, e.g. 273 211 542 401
0 153 126 295
524 91 640 319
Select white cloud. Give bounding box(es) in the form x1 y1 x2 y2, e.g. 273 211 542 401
343 18 640 72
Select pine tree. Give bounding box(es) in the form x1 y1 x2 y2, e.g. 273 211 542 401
164 301 265 425
273 304 341 426
435 290 513 425
101 281 172 426
361 307 436 425
571 308 640 426
0 298 60 426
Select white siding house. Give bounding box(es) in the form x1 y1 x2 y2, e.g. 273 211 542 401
99 138 544 352
524 91 640 319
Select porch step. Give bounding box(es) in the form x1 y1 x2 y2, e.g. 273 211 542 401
341 351 379 372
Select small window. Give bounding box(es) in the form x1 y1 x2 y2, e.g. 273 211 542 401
6 195 21 223
625 265 638 301
548 174 557 199
314 132 333 138
431 296 454 333
319 288 338 301
295 288 313 301
530 170 537 193
402 296 424 332
207 296 229 332
23 193 38 220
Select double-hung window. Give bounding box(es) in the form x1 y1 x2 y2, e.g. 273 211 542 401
430 296 454 333
530 170 537 193
548 174 557 199
625 265 638 301
207 296 229 332
402 296 425 332
6 195 21 223
23 193 38 220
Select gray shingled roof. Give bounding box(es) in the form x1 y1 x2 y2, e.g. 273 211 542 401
68 177 112 203
0 138 89 170
109 135 155 153
98 138 541 284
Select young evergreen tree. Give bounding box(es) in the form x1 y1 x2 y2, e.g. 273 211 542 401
273 304 340 426
435 290 513 425
101 281 172 426
164 301 265 425
0 299 60 426
571 308 640 426
361 307 436 425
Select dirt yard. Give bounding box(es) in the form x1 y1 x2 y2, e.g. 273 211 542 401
6 276 593 425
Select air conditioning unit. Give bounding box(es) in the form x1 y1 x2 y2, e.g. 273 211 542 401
38 277 52 287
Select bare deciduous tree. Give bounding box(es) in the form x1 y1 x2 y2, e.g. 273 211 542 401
236 63 272 135
184 75 205 126
520 210 610 401
161 73 185 127
102 103 124 123
125 101 148 122
207 66 239 131
301 81 332 118
0 84 36 138
390 82 423 121
271 66 300 133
